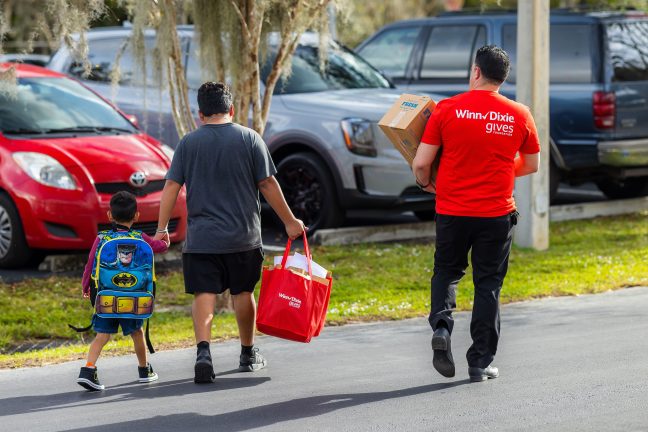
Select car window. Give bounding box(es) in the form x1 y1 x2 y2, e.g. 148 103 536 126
356 26 422 79
270 44 392 94
472 26 486 61
69 36 161 85
420 25 485 80
607 21 648 82
187 41 392 93
186 48 205 89
0 78 137 133
502 24 594 84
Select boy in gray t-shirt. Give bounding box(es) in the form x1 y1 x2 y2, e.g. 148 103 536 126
155 82 305 383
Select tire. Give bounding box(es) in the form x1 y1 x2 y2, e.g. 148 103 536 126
25 251 46 269
549 160 561 204
275 152 344 231
596 177 648 200
0 193 33 269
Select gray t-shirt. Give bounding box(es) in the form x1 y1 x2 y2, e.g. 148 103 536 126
166 123 277 253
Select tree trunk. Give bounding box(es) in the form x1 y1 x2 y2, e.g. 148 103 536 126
160 0 196 138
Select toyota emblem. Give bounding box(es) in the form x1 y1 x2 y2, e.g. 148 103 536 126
129 172 148 188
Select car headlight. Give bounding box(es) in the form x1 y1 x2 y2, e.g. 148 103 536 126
340 118 377 157
12 152 77 190
160 144 175 161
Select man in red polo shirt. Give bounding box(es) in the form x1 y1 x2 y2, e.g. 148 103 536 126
412 45 540 383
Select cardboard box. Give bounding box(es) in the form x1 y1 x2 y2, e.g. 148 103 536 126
378 94 440 192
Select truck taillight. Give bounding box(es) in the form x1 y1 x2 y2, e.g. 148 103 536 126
593 91 616 130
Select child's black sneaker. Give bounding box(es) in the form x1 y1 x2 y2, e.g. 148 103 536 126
239 347 267 372
77 366 105 391
138 363 159 383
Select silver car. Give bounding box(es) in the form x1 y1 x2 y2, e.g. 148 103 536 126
48 27 438 230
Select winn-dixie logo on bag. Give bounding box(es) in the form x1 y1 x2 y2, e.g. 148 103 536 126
279 292 302 309
456 109 515 136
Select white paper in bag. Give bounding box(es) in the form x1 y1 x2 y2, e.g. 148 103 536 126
273 252 328 279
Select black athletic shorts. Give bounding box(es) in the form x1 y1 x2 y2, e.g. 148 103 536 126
182 248 264 295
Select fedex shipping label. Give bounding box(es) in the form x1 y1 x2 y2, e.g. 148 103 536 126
456 109 515 137
279 292 302 309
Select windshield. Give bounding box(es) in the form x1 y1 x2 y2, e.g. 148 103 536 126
266 43 392 94
0 77 137 135
187 41 392 93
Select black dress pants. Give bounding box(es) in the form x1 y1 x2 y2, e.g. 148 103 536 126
429 212 515 369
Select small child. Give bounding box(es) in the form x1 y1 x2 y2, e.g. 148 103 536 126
77 191 169 391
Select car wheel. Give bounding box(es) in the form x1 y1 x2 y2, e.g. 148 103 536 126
595 177 648 200
0 193 33 269
275 152 344 231
549 160 561 204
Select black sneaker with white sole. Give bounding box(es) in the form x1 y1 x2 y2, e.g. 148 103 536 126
431 327 455 378
239 347 267 372
138 363 159 383
77 366 105 391
194 346 216 384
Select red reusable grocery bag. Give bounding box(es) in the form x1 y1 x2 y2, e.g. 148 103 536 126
256 234 332 343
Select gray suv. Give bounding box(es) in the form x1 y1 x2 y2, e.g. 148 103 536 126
48 27 440 230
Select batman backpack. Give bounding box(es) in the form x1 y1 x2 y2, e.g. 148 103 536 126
70 227 157 353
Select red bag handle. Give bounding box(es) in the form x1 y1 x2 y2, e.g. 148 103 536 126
280 231 312 278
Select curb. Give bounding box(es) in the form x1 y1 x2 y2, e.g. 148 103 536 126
312 221 436 246
550 197 648 222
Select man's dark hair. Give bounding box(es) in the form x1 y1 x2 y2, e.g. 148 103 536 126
110 191 137 223
197 82 233 116
474 45 510 85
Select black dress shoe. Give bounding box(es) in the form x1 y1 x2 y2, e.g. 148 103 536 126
468 365 499 383
431 327 455 378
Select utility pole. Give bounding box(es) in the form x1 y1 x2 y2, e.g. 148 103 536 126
514 0 550 250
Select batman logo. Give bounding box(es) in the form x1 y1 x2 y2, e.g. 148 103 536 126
112 272 138 288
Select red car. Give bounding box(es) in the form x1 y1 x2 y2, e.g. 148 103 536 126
0 63 186 268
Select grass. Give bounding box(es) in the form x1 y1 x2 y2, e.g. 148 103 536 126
1 213 647 368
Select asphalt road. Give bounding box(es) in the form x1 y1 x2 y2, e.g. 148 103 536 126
1 287 647 432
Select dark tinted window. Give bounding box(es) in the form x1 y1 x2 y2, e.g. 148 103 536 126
502 24 594 83
70 37 161 85
357 26 422 78
0 78 136 133
607 21 648 82
420 25 486 79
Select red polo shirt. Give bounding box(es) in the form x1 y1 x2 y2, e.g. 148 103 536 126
421 90 541 217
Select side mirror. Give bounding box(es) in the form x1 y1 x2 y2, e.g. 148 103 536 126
126 114 139 128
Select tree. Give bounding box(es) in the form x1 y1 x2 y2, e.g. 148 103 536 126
0 0 339 138
0 0 105 97
188 0 339 136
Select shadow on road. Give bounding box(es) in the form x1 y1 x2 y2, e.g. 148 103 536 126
0 376 271 418
59 380 469 431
